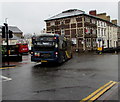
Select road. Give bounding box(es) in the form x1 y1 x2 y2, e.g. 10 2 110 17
1 53 119 101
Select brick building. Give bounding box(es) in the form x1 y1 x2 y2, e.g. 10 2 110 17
45 9 120 52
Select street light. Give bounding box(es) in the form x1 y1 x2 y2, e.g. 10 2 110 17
5 18 8 24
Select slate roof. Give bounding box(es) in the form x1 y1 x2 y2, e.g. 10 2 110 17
45 9 120 27
0 26 23 34
8 26 23 34
9 34 21 40
45 9 85 21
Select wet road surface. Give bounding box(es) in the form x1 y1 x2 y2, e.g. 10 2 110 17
1 53 119 101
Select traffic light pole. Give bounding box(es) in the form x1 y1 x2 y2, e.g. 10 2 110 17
2 23 16 67
4 23 9 66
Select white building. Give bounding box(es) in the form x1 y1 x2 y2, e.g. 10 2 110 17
97 19 119 50
97 20 107 49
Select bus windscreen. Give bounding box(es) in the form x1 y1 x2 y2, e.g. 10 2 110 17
36 36 55 42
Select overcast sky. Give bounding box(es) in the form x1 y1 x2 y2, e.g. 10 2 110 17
0 2 119 35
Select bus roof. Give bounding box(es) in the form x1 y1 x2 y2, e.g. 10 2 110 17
36 33 60 37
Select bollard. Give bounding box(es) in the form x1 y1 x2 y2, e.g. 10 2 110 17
8 50 10 55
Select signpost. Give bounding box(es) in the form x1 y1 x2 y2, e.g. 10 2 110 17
97 37 103 54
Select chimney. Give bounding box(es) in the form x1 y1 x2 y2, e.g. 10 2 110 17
89 10 97 16
107 16 110 21
111 19 117 25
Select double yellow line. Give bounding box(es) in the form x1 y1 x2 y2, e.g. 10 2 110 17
80 81 118 102
0 67 15 69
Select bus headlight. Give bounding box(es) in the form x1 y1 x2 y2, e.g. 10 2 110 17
35 52 40 56
55 44 58 48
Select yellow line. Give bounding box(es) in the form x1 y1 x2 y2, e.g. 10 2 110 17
88 81 117 102
80 81 113 102
65 51 70 59
0 67 15 69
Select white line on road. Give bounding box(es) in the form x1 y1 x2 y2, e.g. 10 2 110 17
0 75 12 82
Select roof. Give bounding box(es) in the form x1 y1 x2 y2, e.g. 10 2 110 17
36 33 59 37
45 9 120 27
8 26 23 34
0 26 23 34
45 9 85 21
9 34 21 40
83 13 120 27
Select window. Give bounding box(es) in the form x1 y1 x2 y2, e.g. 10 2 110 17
98 28 100 36
104 22 106 27
71 18 76 23
86 38 91 47
51 21 55 26
46 22 50 26
98 21 99 26
101 28 103 36
85 17 90 22
110 40 112 47
104 29 106 36
55 21 60 25
93 39 96 47
114 41 116 47
91 19 96 24
61 21 64 25
92 28 96 34
101 22 102 26
76 17 82 22
85 27 91 34
61 29 65 35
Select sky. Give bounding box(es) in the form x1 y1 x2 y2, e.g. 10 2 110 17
0 1 119 35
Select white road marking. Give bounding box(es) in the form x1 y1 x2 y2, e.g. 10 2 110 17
0 75 12 82
35 62 41 65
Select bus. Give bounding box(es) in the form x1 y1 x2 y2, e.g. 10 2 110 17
16 43 29 55
31 33 72 64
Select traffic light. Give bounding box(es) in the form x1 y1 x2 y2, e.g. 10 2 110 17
2 26 6 38
9 30 13 38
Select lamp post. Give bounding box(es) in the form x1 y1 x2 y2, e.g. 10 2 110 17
5 18 8 24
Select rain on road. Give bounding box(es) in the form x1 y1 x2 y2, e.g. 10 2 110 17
1 53 119 101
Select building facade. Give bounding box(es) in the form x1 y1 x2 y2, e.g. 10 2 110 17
45 9 120 52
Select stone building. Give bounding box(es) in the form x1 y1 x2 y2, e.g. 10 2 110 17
44 9 120 52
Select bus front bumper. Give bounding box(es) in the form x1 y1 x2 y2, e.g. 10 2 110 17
31 56 58 63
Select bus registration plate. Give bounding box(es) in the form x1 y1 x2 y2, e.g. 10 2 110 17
41 60 47 62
